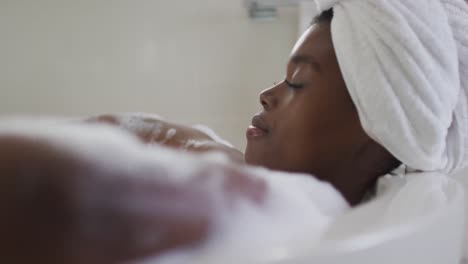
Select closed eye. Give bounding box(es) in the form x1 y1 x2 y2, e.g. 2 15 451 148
284 79 304 90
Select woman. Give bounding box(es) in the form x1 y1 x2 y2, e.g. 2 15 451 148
90 8 401 206
0 0 467 263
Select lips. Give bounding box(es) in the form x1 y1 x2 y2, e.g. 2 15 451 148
251 115 269 133
246 114 269 139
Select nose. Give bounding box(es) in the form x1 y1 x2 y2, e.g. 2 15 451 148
259 83 281 111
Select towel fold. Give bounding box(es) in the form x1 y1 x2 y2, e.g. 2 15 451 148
312 0 468 174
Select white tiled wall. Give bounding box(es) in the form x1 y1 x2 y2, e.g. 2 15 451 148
0 0 299 149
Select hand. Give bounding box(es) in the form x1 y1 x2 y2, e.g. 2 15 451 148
85 113 244 163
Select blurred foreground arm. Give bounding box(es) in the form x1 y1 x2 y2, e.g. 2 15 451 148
0 133 265 264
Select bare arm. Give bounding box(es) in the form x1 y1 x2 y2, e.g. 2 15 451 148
0 131 265 264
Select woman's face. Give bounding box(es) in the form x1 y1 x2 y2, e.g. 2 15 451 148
244 21 369 180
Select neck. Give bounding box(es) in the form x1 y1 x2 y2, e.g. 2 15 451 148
325 165 382 206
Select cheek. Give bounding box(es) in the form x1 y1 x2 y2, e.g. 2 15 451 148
274 95 346 166
276 96 325 143
271 107 322 162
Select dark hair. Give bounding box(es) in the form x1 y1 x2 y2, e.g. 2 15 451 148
313 8 334 24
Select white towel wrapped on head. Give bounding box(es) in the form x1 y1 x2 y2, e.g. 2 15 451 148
311 0 468 174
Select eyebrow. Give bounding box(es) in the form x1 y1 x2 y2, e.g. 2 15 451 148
290 54 321 72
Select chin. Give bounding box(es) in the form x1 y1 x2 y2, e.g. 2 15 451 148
244 153 273 171
243 151 256 166
244 147 263 167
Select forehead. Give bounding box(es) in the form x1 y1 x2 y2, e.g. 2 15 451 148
289 23 335 65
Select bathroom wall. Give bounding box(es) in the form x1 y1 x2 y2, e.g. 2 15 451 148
0 0 299 149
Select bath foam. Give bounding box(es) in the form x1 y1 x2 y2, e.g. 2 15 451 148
140 164 349 264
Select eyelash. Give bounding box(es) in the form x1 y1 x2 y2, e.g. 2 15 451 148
284 79 304 90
